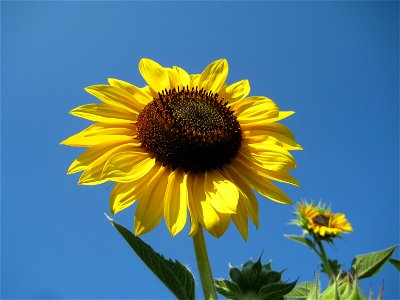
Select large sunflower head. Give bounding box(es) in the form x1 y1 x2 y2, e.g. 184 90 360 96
62 58 301 239
293 201 353 240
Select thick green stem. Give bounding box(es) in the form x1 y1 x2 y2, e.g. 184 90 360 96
192 225 217 300
316 239 335 283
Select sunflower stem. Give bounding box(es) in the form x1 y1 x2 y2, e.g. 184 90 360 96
315 239 335 283
192 225 217 300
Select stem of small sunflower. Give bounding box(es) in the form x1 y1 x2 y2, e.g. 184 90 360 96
192 225 217 300
315 239 335 283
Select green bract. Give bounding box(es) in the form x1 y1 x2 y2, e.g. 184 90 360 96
215 256 296 300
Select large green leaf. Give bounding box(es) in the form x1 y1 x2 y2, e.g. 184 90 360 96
351 245 398 279
285 281 315 299
284 234 317 252
106 215 195 300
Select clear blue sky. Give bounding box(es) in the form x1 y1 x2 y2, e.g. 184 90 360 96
2 1 398 299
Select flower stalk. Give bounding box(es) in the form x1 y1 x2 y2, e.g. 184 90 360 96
192 225 217 300
315 239 335 283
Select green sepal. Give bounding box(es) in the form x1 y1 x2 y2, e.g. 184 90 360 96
351 245 398 279
106 215 195 300
347 278 363 300
259 280 297 299
320 275 347 300
324 277 363 300
262 270 283 285
306 274 320 300
214 279 241 299
217 256 296 299
340 279 353 299
230 267 242 284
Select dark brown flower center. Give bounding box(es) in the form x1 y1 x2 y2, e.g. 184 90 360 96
136 87 242 173
312 214 330 227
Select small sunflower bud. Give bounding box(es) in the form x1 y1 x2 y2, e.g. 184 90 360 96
215 256 297 300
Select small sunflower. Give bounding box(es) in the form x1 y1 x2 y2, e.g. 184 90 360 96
294 201 353 239
62 58 301 239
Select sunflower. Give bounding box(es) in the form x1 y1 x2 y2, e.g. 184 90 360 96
62 58 301 239
294 202 353 239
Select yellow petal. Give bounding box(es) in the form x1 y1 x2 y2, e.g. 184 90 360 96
69 104 136 124
164 169 188 236
166 68 181 90
107 78 152 107
242 142 296 171
232 201 248 240
67 140 139 174
190 74 200 89
110 163 162 214
199 59 228 93
239 111 295 130
234 96 279 120
186 173 199 236
222 80 250 103
173 66 191 88
135 167 169 235
139 58 170 93
245 123 302 150
235 150 299 186
231 160 292 204
320 226 327 236
110 182 140 214
190 173 231 237
102 151 156 182
78 143 139 185
61 123 135 147
223 165 259 227
204 170 239 214
207 212 231 238
85 84 142 113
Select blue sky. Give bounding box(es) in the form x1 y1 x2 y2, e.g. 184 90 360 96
2 1 398 299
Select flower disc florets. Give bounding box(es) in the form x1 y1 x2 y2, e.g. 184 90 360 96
136 87 242 173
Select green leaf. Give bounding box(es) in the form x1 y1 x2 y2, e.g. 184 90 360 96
284 234 317 252
214 279 241 299
351 245 398 279
259 280 297 299
106 215 195 300
389 258 400 271
285 281 315 299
